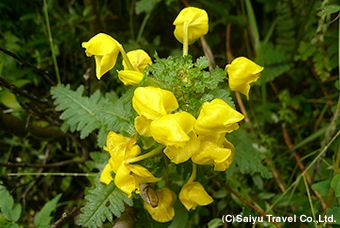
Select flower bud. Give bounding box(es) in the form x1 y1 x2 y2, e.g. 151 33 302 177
173 7 209 45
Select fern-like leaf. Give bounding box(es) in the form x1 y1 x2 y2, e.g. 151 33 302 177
256 42 293 84
51 85 136 146
77 180 133 228
51 84 101 139
227 128 273 179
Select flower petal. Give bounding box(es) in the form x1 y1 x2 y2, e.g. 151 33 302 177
195 99 244 135
150 112 196 146
164 131 200 164
103 131 141 173
100 162 114 185
144 188 176 223
179 181 213 211
192 134 235 171
82 33 120 79
123 49 152 72
117 70 144 86
173 7 209 44
132 87 179 120
226 57 264 99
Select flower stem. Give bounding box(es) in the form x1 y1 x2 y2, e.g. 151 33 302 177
43 0 61 84
117 42 135 71
187 163 197 183
183 22 189 56
125 145 165 164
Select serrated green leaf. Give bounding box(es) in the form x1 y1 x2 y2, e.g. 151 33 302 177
331 174 340 197
51 84 101 139
0 185 21 222
51 84 135 145
87 151 110 172
226 128 273 179
77 180 133 228
34 193 62 228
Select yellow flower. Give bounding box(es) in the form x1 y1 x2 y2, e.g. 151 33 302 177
115 163 161 198
144 188 176 223
100 132 141 185
173 7 209 45
195 98 244 135
179 181 213 211
150 112 199 164
225 57 264 99
123 49 152 72
117 70 144 86
191 133 235 171
133 87 179 136
82 33 119 80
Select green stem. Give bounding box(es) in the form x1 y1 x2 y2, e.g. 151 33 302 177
183 22 189 56
117 42 135 71
137 9 153 43
187 163 197 183
303 175 317 228
125 145 164 164
43 0 61 84
8 172 96 176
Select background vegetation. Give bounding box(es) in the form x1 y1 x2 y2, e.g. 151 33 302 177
0 0 339 227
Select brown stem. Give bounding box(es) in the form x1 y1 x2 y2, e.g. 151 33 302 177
283 126 326 210
50 203 84 228
210 174 282 228
0 47 56 85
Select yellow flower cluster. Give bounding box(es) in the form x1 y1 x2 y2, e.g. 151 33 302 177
82 6 264 224
82 33 152 84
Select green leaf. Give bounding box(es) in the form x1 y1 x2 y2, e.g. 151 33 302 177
331 174 340 197
77 180 133 228
326 207 340 225
0 185 22 222
312 179 331 197
168 201 188 228
51 84 102 139
226 128 273 179
51 85 135 145
34 193 62 228
135 0 157 14
318 4 340 17
208 218 224 228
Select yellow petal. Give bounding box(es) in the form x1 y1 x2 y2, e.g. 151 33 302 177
164 131 200 164
144 188 176 223
179 182 213 211
226 57 264 99
195 98 244 135
150 112 196 146
173 7 209 44
115 164 161 198
134 115 153 137
100 162 114 185
123 49 152 72
103 131 141 173
117 70 144 86
132 87 179 120
82 33 120 79
191 134 235 171
115 164 137 198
